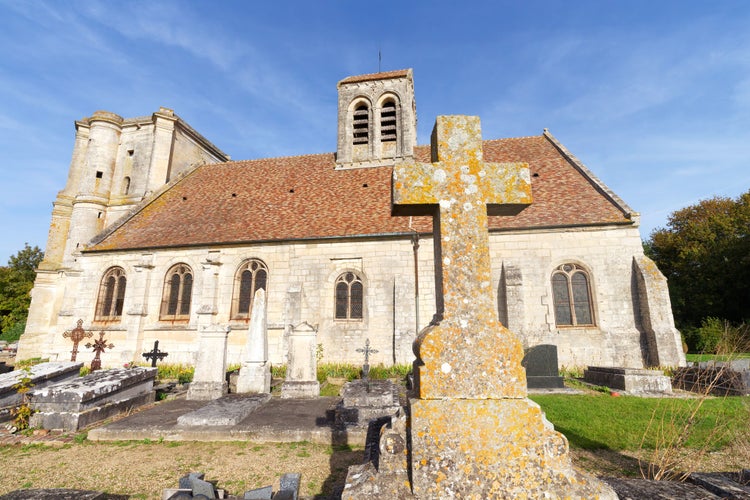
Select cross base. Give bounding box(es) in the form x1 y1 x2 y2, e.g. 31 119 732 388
410 398 617 498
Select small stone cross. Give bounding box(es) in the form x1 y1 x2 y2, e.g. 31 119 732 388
62 319 93 362
86 331 114 371
142 340 169 367
393 115 532 399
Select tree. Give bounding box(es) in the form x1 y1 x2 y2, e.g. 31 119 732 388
646 190 750 335
0 244 44 341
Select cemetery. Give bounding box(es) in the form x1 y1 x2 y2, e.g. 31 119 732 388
0 115 748 499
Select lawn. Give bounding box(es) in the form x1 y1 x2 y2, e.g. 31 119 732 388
531 393 749 450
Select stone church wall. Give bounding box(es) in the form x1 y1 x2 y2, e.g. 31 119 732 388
22 222 679 370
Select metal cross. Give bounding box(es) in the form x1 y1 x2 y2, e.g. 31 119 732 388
86 331 114 371
356 338 379 383
142 340 169 367
62 319 93 362
356 338 378 366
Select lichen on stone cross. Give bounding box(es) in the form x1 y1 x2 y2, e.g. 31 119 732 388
393 115 532 399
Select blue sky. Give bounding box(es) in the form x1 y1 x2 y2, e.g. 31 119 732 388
1 1 749 264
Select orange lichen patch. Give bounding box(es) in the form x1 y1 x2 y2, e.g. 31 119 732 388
410 398 616 498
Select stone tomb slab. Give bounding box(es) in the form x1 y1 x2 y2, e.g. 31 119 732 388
177 393 271 426
336 379 401 427
0 361 82 418
584 366 672 393
29 367 156 431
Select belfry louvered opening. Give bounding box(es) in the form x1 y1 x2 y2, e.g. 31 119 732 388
380 100 397 142
352 104 369 145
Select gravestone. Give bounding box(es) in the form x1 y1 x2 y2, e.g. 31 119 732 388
523 344 565 389
280 321 319 398
0 362 82 418
187 324 230 401
236 289 271 394
343 116 616 498
29 366 156 431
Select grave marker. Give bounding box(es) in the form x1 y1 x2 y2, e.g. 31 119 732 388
62 319 93 362
86 331 114 371
142 340 169 367
344 116 616 498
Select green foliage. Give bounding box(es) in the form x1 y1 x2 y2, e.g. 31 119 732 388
153 363 194 384
683 319 749 354
14 357 47 369
271 364 287 379
530 394 747 450
79 366 90 377
367 363 412 380
10 368 35 431
646 190 750 331
0 244 44 340
316 363 360 383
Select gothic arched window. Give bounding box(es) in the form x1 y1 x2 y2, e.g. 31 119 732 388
551 264 594 326
380 100 397 143
231 259 268 320
94 267 126 321
352 103 369 145
335 272 364 320
160 264 193 321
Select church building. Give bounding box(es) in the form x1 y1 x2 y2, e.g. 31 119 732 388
17 69 685 370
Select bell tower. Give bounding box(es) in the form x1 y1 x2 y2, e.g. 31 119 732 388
335 69 417 169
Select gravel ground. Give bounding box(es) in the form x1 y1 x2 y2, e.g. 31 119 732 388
1 437 748 499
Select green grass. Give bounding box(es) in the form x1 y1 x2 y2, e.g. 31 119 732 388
531 394 749 450
685 352 750 363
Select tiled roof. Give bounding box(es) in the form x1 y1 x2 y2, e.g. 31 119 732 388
87 134 633 253
338 69 411 85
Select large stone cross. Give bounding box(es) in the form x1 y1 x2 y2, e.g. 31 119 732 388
393 115 532 399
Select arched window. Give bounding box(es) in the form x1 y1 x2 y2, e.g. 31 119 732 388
94 267 126 321
231 259 268 320
380 100 397 143
160 264 193 321
335 272 364 320
352 103 369 145
122 176 131 195
551 264 594 326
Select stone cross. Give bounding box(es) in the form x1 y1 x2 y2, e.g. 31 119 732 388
393 115 532 399
62 319 93 362
86 331 114 371
142 340 169 368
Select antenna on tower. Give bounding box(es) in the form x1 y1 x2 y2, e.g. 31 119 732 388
378 48 382 73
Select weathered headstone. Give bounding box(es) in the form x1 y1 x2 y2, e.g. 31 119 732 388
29 366 156 431
523 344 565 389
236 289 271 394
343 116 616 498
187 324 230 401
335 379 400 427
280 322 319 398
